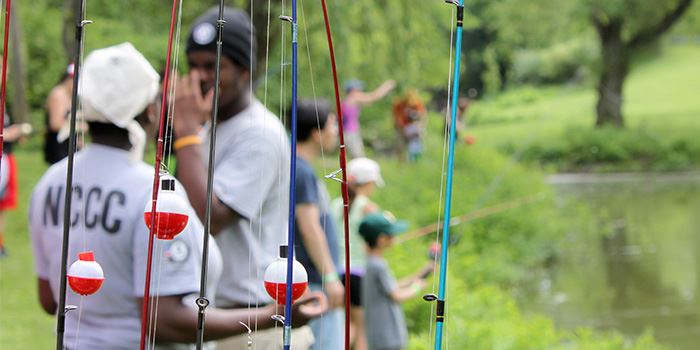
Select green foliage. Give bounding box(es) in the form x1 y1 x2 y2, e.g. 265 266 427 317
21 1 66 109
671 0 700 36
510 38 598 85
404 285 668 349
587 0 694 43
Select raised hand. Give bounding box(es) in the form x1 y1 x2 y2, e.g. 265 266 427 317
173 70 214 138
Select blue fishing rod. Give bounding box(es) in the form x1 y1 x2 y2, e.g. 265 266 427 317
433 1 465 349
280 0 299 348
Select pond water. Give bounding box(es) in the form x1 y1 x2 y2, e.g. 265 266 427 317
524 172 700 349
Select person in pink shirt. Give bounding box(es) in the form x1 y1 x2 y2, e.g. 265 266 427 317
340 79 396 158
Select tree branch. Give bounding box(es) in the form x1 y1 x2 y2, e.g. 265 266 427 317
629 0 694 48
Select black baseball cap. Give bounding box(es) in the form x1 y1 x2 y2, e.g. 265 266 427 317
186 6 257 73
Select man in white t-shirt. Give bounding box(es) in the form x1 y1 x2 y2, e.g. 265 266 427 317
30 43 325 350
173 6 322 349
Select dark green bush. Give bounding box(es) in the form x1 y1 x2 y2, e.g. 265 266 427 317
515 125 700 172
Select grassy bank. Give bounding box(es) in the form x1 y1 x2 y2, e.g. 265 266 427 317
468 44 700 172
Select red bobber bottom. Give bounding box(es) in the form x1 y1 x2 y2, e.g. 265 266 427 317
68 276 105 296
144 211 189 240
264 281 308 305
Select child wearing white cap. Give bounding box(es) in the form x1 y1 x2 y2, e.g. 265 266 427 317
330 157 384 350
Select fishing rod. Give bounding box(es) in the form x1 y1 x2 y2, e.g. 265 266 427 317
139 0 181 348
0 0 11 170
396 193 544 244
55 0 91 348
431 1 465 349
279 0 299 348
318 1 352 348
194 0 226 348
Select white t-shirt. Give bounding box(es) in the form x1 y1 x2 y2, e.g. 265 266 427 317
202 98 290 307
29 144 222 349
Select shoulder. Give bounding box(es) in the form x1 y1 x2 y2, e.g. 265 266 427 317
367 255 386 268
33 159 68 191
46 86 68 105
296 158 315 175
295 161 318 191
229 101 288 148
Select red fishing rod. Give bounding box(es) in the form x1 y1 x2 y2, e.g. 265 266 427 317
319 2 352 349
140 0 180 348
0 0 11 171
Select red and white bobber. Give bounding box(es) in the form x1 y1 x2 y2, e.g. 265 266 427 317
144 176 189 240
264 245 308 305
67 251 105 296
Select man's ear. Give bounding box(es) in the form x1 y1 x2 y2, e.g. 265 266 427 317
136 102 159 140
146 102 158 125
239 68 251 86
310 128 322 144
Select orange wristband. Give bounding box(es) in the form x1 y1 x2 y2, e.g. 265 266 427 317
173 135 202 151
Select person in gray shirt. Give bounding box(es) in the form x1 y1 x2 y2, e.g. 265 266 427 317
359 212 433 350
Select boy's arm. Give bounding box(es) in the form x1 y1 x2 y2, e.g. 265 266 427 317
296 204 344 308
374 260 427 303
397 262 434 288
390 278 426 303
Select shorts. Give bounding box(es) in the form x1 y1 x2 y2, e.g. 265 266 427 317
340 273 363 307
0 154 18 210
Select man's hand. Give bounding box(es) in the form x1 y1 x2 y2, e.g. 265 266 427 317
173 70 213 138
291 290 329 327
324 279 345 309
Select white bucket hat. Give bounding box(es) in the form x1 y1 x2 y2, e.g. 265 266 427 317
347 157 384 187
58 42 160 161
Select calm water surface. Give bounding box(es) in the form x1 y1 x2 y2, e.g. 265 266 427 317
525 172 700 349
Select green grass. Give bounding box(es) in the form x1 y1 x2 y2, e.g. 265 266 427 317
468 44 700 171
0 141 54 348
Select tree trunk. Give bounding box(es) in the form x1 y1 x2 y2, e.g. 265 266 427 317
8 2 28 123
62 0 79 61
595 20 628 128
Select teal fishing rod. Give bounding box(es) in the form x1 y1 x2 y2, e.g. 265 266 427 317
433 1 465 349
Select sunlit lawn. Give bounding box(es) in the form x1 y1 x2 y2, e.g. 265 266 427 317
470 44 700 151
